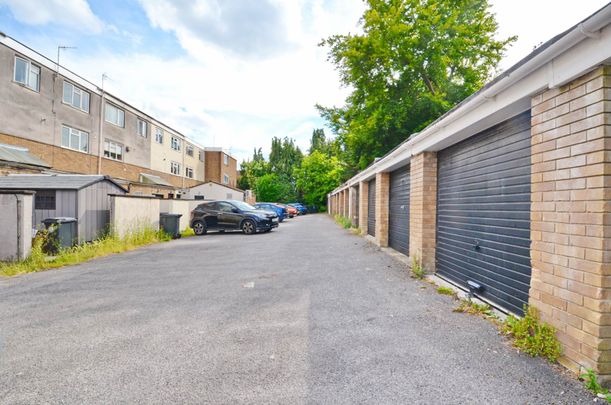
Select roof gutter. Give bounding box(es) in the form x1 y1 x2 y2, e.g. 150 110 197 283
331 5 611 194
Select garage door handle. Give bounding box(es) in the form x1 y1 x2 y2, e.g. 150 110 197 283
474 240 481 250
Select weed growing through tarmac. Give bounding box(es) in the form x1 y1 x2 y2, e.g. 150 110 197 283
453 299 493 317
580 369 611 402
436 286 457 298
333 214 353 229
0 227 171 277
410 255 425 279
501 305 562 363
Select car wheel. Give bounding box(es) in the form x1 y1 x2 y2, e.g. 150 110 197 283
241 219 256 235
192 220 207 235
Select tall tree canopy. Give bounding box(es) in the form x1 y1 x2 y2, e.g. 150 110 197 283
317 0 516 171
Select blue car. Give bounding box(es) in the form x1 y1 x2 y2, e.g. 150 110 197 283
288 203 307 215
254 203 286 222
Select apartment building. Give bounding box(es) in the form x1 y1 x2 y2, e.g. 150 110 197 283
0 34 207 195
204 147 238 188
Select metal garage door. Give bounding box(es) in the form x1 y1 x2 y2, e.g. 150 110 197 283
389 165 410 255
436 111 531 315
367 178 376 236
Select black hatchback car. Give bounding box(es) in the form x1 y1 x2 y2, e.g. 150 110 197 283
190 200 279 235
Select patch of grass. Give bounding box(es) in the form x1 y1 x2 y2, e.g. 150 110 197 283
180 227 196 237
334 214 353 229
437 286 457 298
501 305 561 362
580 369 611 402
453 299 492 317
0 227 170 277
410 255 425 279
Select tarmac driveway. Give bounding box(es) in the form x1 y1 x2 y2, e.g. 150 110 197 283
0 214 593 403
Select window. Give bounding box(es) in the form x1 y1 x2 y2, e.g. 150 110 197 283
62 81 90 112
155 128 164 144
171 136 181 151
217 202 234 213
61 125 89 152
137 119 147 137
223 174 230 185
186 144 194 157
170 161 181 175
35 190 55 210
105 103 125 127
14 56 40 91
224 154 229 165
103 139 123 161
198 150 204 162
185 166 194 178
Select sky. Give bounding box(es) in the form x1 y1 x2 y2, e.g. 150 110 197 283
0 0 608 162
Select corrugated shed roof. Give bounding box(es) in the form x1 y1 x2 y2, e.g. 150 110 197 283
0 144 50 168
0 174 127 191
139 173 174 187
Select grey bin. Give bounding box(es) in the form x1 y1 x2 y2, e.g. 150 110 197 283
42 217 77 254
160 213 182 239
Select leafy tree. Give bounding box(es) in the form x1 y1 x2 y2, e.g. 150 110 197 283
294 151 344 207
269 137 303 179
238 148 270 190
318 0 516 171
254 173 294 202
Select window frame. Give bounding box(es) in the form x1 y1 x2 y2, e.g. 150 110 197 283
62 80 90 113
223 174 230 185
104 103 125 128
103 139 124 161
170 161 181 175
61 125 89 153
224 154 229 165
185 166 194 179
137 118 148 137
14 56 40 92
198 150 204 162
155 128 164 144
34 190 56 210
171 136 181 151
186 144 194 157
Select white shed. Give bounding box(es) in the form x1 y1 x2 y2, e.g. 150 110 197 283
183 181 245 201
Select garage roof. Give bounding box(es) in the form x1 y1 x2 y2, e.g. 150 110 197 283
0 174 127 191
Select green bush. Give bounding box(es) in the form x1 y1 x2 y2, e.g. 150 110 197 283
502 305 561 362
580 369 611 402
453 299 492 316
437 286 456 297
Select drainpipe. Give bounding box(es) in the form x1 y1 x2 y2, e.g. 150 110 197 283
14 194 22 260
97 74 107 174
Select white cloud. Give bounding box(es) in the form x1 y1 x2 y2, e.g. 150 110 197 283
0 0 104 33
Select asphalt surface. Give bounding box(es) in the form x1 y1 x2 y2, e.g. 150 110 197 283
0 214 594 404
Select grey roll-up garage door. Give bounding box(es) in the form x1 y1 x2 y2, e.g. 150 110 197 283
436 111 531 315
389 165 410 255
367 178 376 236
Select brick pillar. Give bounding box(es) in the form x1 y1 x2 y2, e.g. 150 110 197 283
341 190 346 217
344 189 349 218
349 186 358 227
530 66 611 380
359 181 369 232
375 172 390 247
409 152 438 272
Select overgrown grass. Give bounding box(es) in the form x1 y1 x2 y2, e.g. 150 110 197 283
0 227 171 277
453 299 493 317
501 305 562 362
180 227 196 237
410 255 425 279
437 286 457 298
581 369 611 402
334 214 353 229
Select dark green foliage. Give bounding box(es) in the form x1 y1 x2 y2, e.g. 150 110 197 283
318 0 516 171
